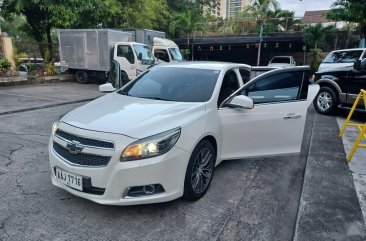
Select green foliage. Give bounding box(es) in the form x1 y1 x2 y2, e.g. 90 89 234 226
170 11 205 43
45 62 56 76
0 58 12 72
327 0 366 35
25 63 37 75
12 48 28 68
304 23 335 72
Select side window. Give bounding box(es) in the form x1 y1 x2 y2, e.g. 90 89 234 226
218 70 240 107
239 68 250 84
241 71 306 104
117 45 135 64
154 49 170 62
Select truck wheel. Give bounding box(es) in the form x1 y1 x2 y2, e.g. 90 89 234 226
313 86 338 115
121 71 129 86
75 70 89 84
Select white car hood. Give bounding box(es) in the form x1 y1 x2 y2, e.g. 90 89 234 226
62 93 206 139
268 63 292 67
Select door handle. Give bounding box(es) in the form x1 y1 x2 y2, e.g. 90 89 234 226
283 113 302 120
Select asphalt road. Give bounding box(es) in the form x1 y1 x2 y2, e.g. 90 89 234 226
0 83 364 241
0 84 308 241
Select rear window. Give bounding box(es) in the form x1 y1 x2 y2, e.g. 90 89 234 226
271 57 290 64
323 50 363 63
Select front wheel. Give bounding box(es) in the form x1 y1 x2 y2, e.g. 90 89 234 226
183 140 216 201
313 86 338 115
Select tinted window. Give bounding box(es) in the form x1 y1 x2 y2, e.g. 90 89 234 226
154 49 170 62
323 50 363 63
239 68 250 84
117 45 135 64
242 71 304 104
119 67 220 102
271 57 290 64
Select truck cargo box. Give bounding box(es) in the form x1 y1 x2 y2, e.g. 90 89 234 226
58 29 132 72
124 29 166 49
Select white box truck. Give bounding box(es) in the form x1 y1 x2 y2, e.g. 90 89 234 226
125 29 183 63
58 29 155 84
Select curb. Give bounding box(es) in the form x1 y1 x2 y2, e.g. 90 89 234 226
0 98 97 116
0 74 76 87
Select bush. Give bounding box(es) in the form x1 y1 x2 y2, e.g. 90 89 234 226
45 62 56 76
0 58 11 72
25 63 37 76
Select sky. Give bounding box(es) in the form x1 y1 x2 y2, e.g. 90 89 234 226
277 0 335 17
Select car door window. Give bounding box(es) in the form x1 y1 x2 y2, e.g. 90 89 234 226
117 45 135 64
241 71 307 104
154 49 170 62
239 68 250 84
218 70 240 107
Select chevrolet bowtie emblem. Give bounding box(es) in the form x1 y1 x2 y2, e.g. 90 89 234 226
66 140 83 154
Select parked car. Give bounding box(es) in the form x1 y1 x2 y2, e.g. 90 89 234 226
318 48 366 71
268 56 296 67
50 62 319 205
313 58 366 114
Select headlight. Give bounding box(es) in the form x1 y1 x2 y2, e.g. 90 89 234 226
121 127 181 162
52 121 59 135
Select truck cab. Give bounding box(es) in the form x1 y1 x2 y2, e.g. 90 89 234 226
113 42 155 83
152 37 183 63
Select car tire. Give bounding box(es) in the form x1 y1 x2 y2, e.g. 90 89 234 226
75 70 89 84
313 86 338 115
121 71 129 86
183 140 216 201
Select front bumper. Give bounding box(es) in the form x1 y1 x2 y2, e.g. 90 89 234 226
49 123 190 205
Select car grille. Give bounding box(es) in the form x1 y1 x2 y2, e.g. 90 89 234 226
53 142 111 167
55 129 114 149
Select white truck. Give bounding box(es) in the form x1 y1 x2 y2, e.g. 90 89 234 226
125 29 183 63
58 29 155 84
268 56 296 67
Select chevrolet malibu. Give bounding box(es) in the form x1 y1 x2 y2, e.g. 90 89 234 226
49 62 319 205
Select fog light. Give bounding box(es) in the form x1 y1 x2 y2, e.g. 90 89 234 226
123 184 165 198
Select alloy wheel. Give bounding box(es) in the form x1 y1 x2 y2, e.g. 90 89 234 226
191 147 214 194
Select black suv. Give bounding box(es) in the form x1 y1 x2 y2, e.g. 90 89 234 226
313 58 366 114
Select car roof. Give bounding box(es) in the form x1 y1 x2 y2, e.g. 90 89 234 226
156 61 250 71
329 48 366 53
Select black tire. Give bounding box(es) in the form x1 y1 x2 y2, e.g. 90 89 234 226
313 86 338 115
183 139 216 201
75 70 89 84
121 71 129 86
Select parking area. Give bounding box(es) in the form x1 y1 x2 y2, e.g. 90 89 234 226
0 83 365 240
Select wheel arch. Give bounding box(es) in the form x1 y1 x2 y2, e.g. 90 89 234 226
316 79 342 94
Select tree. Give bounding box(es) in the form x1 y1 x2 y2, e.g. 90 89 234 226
249 0 280 20
304 23 335 71
170 10 204 45
1 0 107 61
327 0 366 42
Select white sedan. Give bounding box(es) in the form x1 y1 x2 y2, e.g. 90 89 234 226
49 62 319 205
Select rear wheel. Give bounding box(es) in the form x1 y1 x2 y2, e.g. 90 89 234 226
75 70 89 84
313 86 338 115
183 140 216 201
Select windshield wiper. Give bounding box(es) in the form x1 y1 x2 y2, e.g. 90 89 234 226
139 96 170 101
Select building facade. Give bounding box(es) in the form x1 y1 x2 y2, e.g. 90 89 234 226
206 0 249 19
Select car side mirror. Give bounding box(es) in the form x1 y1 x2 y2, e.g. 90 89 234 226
227 95 254 109
138 53 142 60
99 83 116 93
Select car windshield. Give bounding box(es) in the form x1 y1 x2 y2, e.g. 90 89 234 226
168 48 183 61
271 57 290 63
323 50 363 63
133 44 154 61
118 67 220 102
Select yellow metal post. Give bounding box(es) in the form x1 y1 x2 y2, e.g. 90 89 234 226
339 89 366 161
339 90 363 137
347 123 366 161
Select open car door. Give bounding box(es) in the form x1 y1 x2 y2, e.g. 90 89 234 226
219 66 319 160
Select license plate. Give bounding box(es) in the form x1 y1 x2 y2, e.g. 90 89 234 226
55 167 83 191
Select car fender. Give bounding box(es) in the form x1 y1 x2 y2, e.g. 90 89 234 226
316 78 342 93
